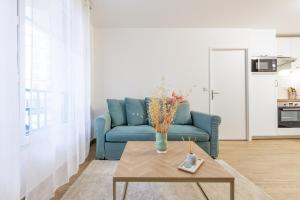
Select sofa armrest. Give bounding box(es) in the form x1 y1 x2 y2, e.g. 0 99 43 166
95 112 111 159
191 111 221 158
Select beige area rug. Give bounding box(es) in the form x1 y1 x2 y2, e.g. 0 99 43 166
62 160 273 200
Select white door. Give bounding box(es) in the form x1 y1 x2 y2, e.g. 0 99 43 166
210 49 247 140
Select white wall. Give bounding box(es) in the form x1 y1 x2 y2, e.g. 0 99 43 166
92 28 276 138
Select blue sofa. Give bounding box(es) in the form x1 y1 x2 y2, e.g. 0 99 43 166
95 98 221 160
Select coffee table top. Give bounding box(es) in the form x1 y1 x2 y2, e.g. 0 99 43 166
113 141 234 182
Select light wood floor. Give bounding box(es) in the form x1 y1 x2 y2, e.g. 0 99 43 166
219 139 300 200
52 139 300 200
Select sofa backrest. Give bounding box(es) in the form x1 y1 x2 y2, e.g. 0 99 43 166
107 97 192 127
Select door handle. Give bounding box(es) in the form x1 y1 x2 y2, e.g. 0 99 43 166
211 90 220 100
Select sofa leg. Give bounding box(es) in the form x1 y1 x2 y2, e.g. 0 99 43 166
95 156 105 160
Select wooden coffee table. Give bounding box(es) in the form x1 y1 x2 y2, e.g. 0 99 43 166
113 141 235 200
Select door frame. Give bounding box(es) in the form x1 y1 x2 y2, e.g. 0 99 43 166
209 48 250 141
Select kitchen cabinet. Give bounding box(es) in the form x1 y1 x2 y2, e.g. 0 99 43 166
250 75 278 136
277 37 300 68
290 38 300 68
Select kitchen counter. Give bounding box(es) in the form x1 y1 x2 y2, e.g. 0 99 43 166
277 99 300 102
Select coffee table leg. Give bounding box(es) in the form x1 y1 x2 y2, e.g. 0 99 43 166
121 182 128 200
113 180 116 200
230 180 235 200
196 182 209 200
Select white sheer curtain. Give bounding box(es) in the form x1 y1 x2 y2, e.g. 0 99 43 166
0 1 21 199
19 0 91 199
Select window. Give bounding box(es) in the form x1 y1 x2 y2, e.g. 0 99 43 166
24 0 50 134
25 89 47 133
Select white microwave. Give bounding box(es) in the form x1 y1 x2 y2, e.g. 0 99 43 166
251 56 277 72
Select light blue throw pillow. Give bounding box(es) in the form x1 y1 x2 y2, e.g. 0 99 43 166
174 102 192 125
107 99 127 127
125 97 148 126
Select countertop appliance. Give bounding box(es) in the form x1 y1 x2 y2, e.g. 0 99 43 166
278 100 300 128
252 56 277 72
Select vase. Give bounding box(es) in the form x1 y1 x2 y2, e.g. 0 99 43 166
155 132 168 153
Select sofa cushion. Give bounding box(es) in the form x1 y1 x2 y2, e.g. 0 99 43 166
107 99 127 127
125 98 148 125
168 125 209 142
174 102 192 125
106 125 155 142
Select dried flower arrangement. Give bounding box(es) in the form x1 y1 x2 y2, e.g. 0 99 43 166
148 78 192 134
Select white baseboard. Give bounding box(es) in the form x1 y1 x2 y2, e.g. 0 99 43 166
252 135 300 140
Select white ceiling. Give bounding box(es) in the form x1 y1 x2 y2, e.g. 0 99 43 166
91 0 300 35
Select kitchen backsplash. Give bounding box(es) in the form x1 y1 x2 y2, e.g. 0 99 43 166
277 70 300 99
